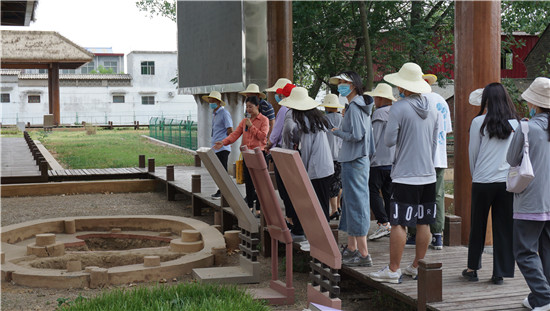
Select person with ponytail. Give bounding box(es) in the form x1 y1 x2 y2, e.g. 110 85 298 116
462 82 520 285
507 77 550 310
329 71 375 267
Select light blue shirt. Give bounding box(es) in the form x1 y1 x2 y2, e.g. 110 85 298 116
211 107 233 153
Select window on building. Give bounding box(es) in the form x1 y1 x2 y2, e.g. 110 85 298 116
141 96 155 105
501 50 513 70
113 95 125 103
1 93 10 103
81 61 95 74
141 61 155 75
28 95 40 103
104 61 118 73
61 69 76 74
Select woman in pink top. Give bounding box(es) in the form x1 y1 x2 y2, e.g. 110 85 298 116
215 96 269 216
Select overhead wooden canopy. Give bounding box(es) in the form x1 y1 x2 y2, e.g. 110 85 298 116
1 0 37 26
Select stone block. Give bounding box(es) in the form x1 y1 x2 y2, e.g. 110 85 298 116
67 261 82 272
36 233 56 246
64 219 76 234
27 242 65 257
89 268 108 289
212 247 227 266
85 266 99 273
170 239 204 253
181 229 201 242
224 230 241 251
144 256 161 267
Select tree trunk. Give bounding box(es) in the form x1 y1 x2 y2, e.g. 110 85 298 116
308 76 323 99
358 0 373 91
410 1 422 62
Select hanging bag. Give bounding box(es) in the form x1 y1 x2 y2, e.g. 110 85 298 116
506 121 534 193
235 153 245 184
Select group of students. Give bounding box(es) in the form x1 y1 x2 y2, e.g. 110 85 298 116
203 64 550 310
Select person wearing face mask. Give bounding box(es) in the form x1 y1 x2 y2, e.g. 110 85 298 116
369 63 438 284
214 96 269 217
329 71 376 267
461 82 520 285
507 77 550 311
202 91 233 199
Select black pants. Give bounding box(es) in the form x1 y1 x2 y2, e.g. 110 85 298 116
311 175 332 222
214 150 230 193
243 151 265 211
369 167 392 224
274 161 303 235
467 182 515 277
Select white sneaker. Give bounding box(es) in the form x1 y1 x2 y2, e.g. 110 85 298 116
524 297 533 310
534 302 550 311
369 265 402 284
403 264 418 280
299 240 310 252
368 223 391 240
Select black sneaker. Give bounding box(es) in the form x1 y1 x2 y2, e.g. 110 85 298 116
211 190 221 199
491 275 503 285
462 269 479 282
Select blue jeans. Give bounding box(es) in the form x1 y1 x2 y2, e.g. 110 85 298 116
339 156 371 236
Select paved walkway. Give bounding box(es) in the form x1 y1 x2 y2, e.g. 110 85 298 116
1 137 42 183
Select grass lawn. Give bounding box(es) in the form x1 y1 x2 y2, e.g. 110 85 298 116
27 128 195 169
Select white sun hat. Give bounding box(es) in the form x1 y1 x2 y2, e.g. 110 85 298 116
279 87 319 111
265 78 292 92
364 83 397 102
321 94 345 108
329 73 353 85
469 88 484 106
383 62 432 94
422 74 438 86
521 77 550 109
201 91 225 106
239 83 266 99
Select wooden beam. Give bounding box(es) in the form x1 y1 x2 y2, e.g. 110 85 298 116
48 63 60 125
454 1 501 245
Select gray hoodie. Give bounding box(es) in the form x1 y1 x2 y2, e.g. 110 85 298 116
384 94 438 185
370 105 395 167
333 95 375 163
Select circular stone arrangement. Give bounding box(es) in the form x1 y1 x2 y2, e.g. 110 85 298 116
0 215 225 289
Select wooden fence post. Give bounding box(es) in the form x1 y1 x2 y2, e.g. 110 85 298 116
417 260 442 311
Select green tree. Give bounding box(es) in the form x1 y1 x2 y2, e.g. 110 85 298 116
136 0 176 22
90 65 115 74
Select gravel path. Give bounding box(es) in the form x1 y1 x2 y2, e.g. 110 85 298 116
1 191 385 311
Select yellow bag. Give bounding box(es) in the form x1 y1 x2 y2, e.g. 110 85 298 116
235 153 245 184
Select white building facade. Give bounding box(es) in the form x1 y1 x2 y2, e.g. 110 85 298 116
0 51 197 125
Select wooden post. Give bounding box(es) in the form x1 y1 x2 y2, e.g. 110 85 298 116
444 215 462 246
166 165 175 201
191 174 201 193
454 1 501 244
148 158 155 173
48 63 60 126
267 1 293 113
40 161 48 181
166 165 174 181
417 260 442 311
194 154 201 167
138 155 146 168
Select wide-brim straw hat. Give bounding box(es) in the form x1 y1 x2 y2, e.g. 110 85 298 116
521 77 550 109
329 73 353 85
239 83 266 99
364 83 396 102
384 62 432 94
469 88 483 106
202 91 225 106
279 87 319 111
265 78 292 92
321 94 345 108
423 74 437 86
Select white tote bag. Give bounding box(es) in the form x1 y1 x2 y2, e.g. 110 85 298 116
506 121 534 193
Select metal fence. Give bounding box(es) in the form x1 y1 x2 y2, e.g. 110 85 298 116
149 117 198 150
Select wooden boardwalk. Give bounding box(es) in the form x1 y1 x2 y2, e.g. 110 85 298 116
48 167 148 181
1 137 43 184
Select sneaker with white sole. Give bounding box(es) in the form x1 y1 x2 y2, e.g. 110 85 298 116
342 253 373 267
299 240 310 252
403 264 418 280
523 298 533 310
430 233 443 250
534 302 550 311
368 223 391 240
369 265 402 284
341 245 357 260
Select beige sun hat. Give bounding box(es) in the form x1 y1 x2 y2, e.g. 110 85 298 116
279 87 319 111
265 78 292 92
329 73 353 85
383 62 432 94
469 88 484 106
239 83 267 99
423 74 437 86
364 83 396 102
201 91 225 106
521 77 550 109
321 94 345 108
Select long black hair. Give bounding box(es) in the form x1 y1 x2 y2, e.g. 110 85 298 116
337 70 371 105
292 108 330 134
477 82 520 139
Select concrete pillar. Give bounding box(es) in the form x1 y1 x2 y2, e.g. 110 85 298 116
36 233 55 246
454 0 501 244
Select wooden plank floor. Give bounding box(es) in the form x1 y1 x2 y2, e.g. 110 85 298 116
1 137 42 183
48 167 148 181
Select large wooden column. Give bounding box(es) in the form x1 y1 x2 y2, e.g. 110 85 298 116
267 1 293 112
48 62 60 125
454 1 501 244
